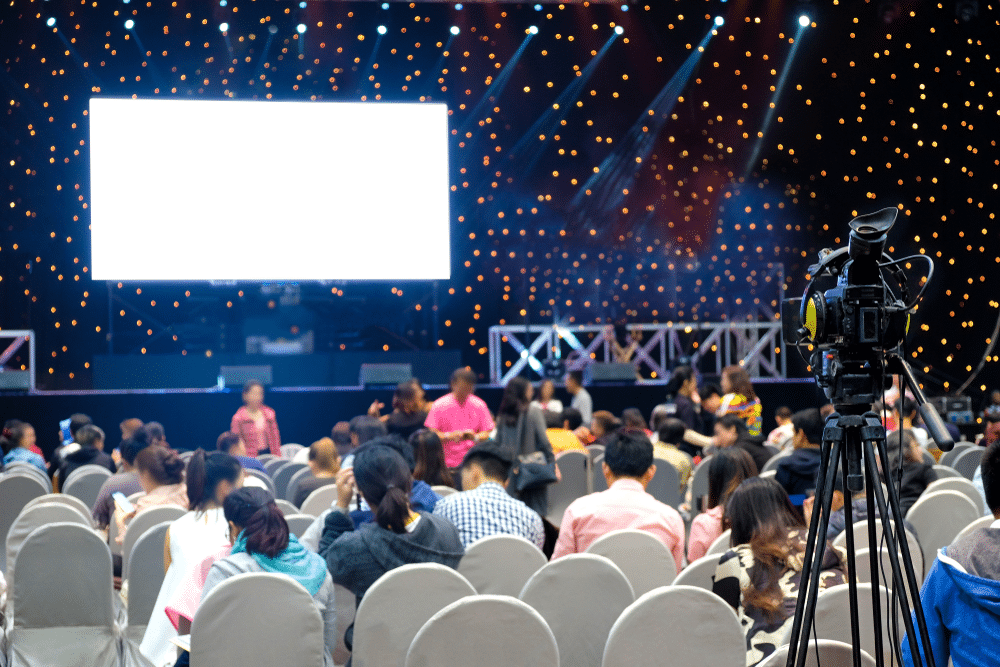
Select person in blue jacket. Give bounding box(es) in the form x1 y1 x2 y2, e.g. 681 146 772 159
903 439 1000 666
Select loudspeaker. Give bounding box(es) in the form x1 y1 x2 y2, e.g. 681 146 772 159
588 362 636 383
219 365 273 387
359 363 412 387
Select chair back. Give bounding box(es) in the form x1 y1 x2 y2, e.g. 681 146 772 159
585 529 677 595
458 534 547 596
938 442 974 468
924 476 985 515
905 489 980 570
0 473 48 573
22 492 93 521
286 467 314 507
243 468 276 496
831 520 923 583
760 451 790 474
404 595 558 667
191 572 324 667
705 529 732 556
431 485 457 497
280 443 305 459
122 505 187 574
61 466 114 509
952 446 985 480
931 464 962 479
275 498 300 516
352 563 476 667
257 454 276 465
953 515 994 544
519 553 635 667
671 553 721 591
299 485 341 518
4 464 52 492
6 502 91 583
547 450 590 526
274 462 309 501
602 585 744 667
799 583 902 664
645 460 680 508
757 640 877 667
63 463 112 487
125 521 171 629
264 458 290 476
586 444 605 466
852 547 917 599
178 451 195 463
592 453 609 492
333 583 356 666
284 513 317 539
688 455 713 516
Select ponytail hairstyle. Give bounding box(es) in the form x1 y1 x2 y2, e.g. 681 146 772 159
134 446 185 486
353 444 413 534
1 420 30 455
223 487 289 559
186 449 242 511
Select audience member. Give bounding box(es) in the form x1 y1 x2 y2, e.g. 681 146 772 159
718 365 763 438
565 370 593 425
215 431 268 474
553 429 685 573
92 433 151 529
204 487 337 665
330 421 353 458
143 421 169 448
652 418 693 490
318 444 463 651
433 440 544 548
662 365 704 433
714 477 846 666
369 379 430 441
55 412 93 460
495 376 557 516
1 420 46 473
902 439 1000 667
58 423 115 484
119 418 144 443
349 435 441 527
141 450 242 666
688 448 757 562
698 382 723 438
230 380 281 456
893 396 930 449
714 413 772 473
621 407 652 437
775 408 824 508
766 406 795 448
410 429 454 488
115 446 188 542
591 410 622 447
293 437 341 508
341 415 389 469
882 429 936 517
544 408 586 455
531 378 564 414
424 368 495 470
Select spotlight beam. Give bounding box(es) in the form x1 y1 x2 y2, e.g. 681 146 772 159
50 25 104 91
426 32 458 96
459 30 537 134
253 28 279 81
361 32 386 91
125 24 168 89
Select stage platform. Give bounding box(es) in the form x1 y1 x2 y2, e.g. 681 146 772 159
3 379 822 460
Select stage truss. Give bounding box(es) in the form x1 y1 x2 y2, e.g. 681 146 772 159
0 330 36 391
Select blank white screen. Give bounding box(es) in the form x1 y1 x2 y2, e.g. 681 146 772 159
89 98 451 281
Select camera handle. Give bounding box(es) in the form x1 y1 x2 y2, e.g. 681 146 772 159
885 353 955 452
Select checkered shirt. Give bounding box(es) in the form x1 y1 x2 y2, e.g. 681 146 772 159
432 481 545 549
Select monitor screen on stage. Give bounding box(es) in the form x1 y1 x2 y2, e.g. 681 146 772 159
88 98 451 281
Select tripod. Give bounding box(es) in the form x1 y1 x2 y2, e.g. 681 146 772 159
785 354 953 667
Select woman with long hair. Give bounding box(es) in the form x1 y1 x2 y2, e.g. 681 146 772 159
230 379 282 457
663 365 704 433
713 477 846 666
409 429 454 488
717 365 763 438
115 446 189 542
1 420 45 473
496 376 558 516
687 448 757 562
530 378 563 414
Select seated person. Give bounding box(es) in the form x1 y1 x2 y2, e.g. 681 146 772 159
114 446 188 542
552 429 685 574
882 429 936 517
544 407 586 455
712 414 772 474
652 418 693 490
433 440 544 548
714 478 846 667
1 420 46 473
903 439 1000 667
775 408 824 508
688 448 757 562
410 429 455 488
216 431 268 474
92 433 151 529
319 444 463 651
293 437 340 508
59 424 116 482
590 410 622 447
203 487 336 666
766 406 795 449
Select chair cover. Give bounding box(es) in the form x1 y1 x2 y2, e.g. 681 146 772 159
458 534 547 596
431 485 457 497
285 468 313 507
122 505 187 575
274 499 299 516
405 595 558 667
257 454 276 465
759 469 778 480
243 469 276 496
352 563 476 667
178 452 194 463
548 450 590 526
280 443 305 459
705 529 732 556
602 585 743 667
7 522 118 667
190 572 324 667
585 529 677 595
21 493 93 522
0 474 48 574
938 442 974 469
924 477 985 515
61 468 114 510
645 461 680 508
931 464 962 479
264 459 289 477
760 452 791 474
952 447 985 481
332 583 356 667
832 520 924 582
795 583 902 664
519 554 634 667
274 462 308 501
592 454 608 493
299 486 340 518
2 467 51 494
954 515 994 543
284 514 317 539
688 456 713 516
671 554 720 591
757 640 877 667
6 503 91 585
905 490 980 572
853 547 917 600
586 445 605 466
63 464 112 488
122 522 170 667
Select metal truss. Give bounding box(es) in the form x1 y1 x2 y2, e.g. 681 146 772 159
0 330 36 391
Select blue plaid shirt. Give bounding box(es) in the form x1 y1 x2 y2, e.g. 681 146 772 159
433 482 545 549
3 448 46 473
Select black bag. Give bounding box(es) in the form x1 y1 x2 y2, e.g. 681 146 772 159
506 411 558 492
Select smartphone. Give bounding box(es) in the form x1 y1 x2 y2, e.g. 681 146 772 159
113 491 135 514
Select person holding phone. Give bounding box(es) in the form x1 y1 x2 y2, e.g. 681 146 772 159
424 369 495 475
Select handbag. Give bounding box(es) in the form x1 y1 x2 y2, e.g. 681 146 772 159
507 411 558 492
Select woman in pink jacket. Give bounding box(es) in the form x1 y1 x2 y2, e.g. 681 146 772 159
230 380 281 457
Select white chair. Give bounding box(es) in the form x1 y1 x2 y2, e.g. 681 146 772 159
519 553 634 667
61 467 113 509
286 467 314 507
931 464 962 479
333 583 356 666
592 453 608 492
906 490 980 570
585 529 677 595
939 442 974 468
759 469 778 479
243 468 276 496
299 485 341 518
121 505 187 575
832 520 924 583
952 447 985 480
645 460 680 508
0 473 48 574
274 462 309 501
547 450 590 526
257 454 276 465
123 522 171 644
952 515 995 544
352 563 476 667
280 443 305 459
4 465 52 493
688 455 713 516
275 498 300 516
5 502 92 584
853 547 917 600
705 529 732 556
21 493 93 523
405 595 558 667
758 640 877 667
672 553 722 592
191 572 324 667
602 585 744 667
431 485 457 497
760 451 791 474
458 534 547 597
284 513 317 539
6 522 119 667
796 583 902 665
924 476 985 515
264 459 289 476
178 451 195 463
586 444 605 466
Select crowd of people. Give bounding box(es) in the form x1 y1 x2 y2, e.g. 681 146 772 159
2 365 999 667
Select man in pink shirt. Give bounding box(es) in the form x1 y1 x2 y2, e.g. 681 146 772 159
425 368 495 470
553 429 685 574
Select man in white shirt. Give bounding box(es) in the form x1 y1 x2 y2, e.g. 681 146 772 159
566 370 593 425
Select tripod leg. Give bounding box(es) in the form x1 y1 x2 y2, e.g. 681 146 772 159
840 432 863 667
862 440 886 665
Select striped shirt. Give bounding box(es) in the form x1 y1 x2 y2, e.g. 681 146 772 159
433 482 545 549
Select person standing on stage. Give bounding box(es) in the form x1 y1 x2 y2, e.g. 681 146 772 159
230 380 282 457
424 368 495 472
565 370 593 425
